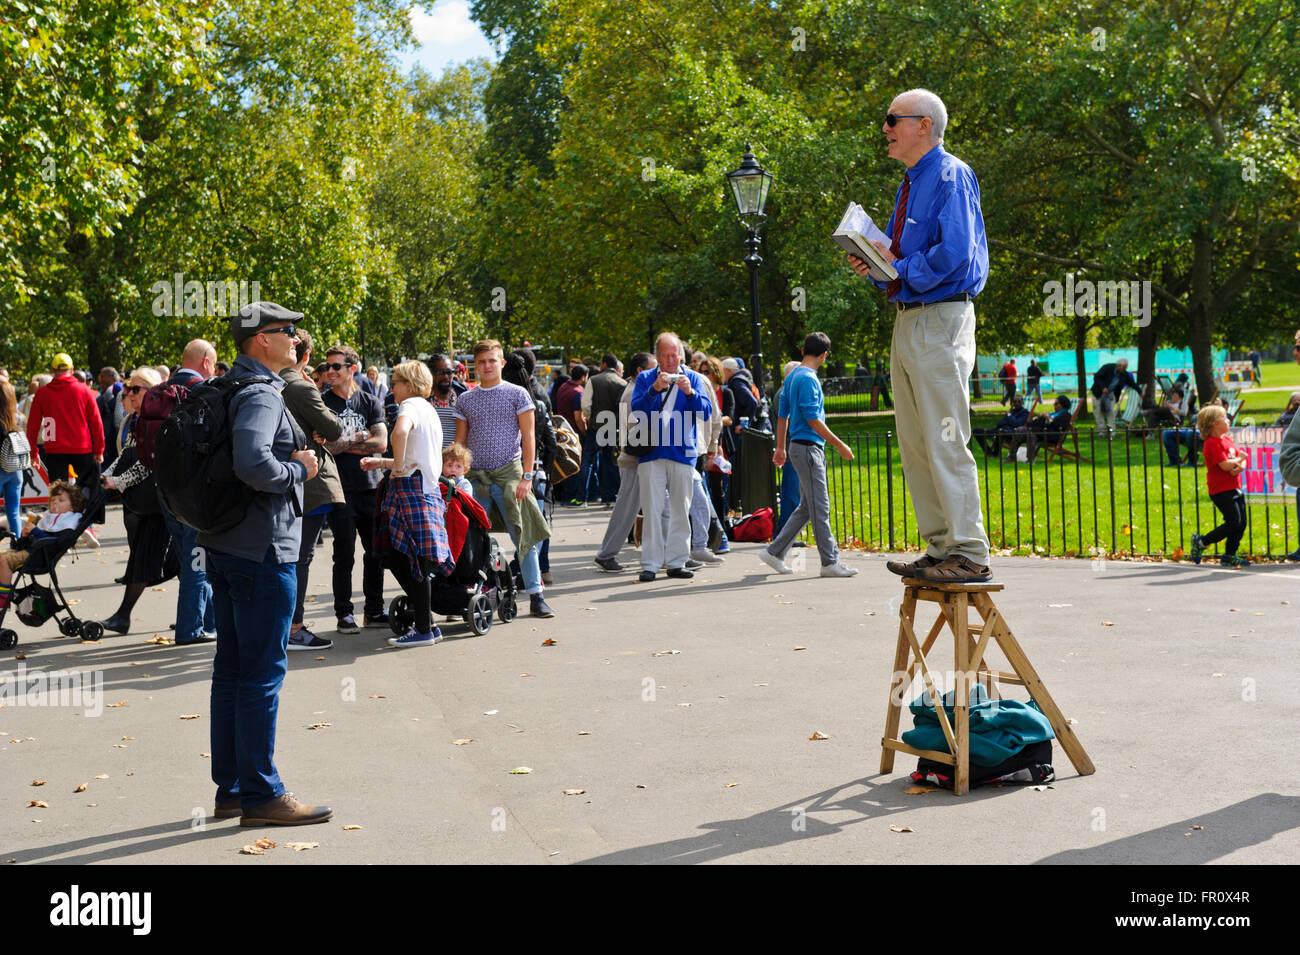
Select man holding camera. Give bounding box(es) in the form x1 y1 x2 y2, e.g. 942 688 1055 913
631 332 712 582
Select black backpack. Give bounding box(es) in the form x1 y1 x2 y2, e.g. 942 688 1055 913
154 375 278 534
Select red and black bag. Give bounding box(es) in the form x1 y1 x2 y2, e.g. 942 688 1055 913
730 506 773 542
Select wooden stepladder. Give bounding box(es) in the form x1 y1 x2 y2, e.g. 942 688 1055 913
880 578 1094 795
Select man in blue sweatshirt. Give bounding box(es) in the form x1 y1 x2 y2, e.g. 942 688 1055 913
631 332 711 582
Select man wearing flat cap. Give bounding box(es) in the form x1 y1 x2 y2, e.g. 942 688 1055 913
199 301 332 827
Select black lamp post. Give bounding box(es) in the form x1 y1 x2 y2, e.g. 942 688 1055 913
725 145 773 400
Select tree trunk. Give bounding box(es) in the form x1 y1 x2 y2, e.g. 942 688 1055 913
1074 315 1088 401
1136 302 1159 408
1187 227 1218 403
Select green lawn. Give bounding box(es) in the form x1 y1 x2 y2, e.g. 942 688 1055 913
780 399 1300 560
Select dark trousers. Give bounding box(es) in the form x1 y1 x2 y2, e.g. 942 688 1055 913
1203 489 1247 556
388 558 431 636
326 491 384 619
293 511 328 626
594 443 619 503
41 452 104 522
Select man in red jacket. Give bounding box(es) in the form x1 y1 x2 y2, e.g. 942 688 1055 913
26 353 105 519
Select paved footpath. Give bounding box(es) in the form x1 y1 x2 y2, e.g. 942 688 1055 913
2 505 1296 865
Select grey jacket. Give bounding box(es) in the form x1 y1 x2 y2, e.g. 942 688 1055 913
280 367 346 514
1281 413 1300 488
196 354 308 564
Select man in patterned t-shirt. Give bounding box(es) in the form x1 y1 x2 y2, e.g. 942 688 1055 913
454 340 555 618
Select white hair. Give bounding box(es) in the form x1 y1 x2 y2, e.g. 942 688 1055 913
899 88 947 143
654 331 683 357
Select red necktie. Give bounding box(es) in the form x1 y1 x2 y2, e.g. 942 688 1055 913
886 174 910 301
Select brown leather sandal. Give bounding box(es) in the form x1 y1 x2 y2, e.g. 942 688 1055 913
913 555 992 583
886 554 941 576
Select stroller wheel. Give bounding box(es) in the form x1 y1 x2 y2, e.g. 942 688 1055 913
388 596 413 635
498 595 517 624
59 617 83 638
80 621 104 642
0 629 17 651
466 594 493 636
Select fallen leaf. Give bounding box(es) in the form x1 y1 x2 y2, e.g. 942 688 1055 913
107 700 127 707
723 782 740 788
314 656 326 660
1100 621 1114 627
509 767 533 774
73 784 87 793
239 845 266 855
889 825 914 833
285 842 319 851
200 753 210 758
13 651 25 660
342 825 362 830
577 730 591 736
93 774 109 780
369 694 386 699
1211 673 1224 678
452 738 473 746
582 606 596 611
754 683 768 687
86 803 96 807
676 702 691 707
563 788 586 795
779 600 795 605
307 722 332 730
518 672 534 677
28 800 48 808
903 786 935 795
792 645 807 651
484 710 499 716
121 736 134 741
179 714 201 720
634 784 646 789
808 731 830 741
254 837 275 849
113 744 127 749
541 639 557 646
651 649 679 657
30 780 45 787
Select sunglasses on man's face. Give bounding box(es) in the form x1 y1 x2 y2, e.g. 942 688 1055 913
433 368 454 375
325 362 351 371
260 324 298 338
885 113 924 127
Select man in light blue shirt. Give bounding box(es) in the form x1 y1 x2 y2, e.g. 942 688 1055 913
758 332 858 577
848 87 992 583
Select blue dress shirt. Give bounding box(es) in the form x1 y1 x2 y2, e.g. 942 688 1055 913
873 144 989 303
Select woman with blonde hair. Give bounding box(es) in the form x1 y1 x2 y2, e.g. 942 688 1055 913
362 360 451 646
98 367 180 634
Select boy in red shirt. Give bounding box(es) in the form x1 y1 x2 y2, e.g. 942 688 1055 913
1190 404 1250 567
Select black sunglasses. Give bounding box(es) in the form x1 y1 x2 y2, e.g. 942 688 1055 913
123 385 145 394
259 324 298 338
885 113 924 127
325 361 352 371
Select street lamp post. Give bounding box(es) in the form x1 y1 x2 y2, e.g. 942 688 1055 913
725 146 773 402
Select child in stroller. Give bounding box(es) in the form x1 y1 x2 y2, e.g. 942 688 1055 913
0 481 106 648
379 475 517 639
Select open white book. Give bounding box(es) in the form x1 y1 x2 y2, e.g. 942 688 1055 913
832 201 899 282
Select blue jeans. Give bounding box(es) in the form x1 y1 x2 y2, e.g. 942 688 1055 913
208 547 296 808
0 470 20 535
776 460 802 535
163 505 215 641
474 481 543 593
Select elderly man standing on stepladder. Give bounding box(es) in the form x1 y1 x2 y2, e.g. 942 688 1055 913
848 88 992 583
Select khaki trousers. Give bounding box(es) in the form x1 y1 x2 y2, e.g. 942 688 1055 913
890 301 990 564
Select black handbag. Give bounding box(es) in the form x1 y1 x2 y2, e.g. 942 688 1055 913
622 383 674 458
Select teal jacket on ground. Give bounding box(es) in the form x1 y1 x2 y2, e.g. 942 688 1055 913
901 685 1055 765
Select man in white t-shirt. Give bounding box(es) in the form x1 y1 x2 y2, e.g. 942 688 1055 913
454 340 554 618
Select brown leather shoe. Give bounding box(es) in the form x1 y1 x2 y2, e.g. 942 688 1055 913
214 800 242 819
912 554 992 583
239 793 333 827
885 554 940 576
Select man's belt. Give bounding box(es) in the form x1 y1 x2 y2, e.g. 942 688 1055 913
896 292 972 312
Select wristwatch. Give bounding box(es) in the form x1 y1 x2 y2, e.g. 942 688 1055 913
522 471 534 481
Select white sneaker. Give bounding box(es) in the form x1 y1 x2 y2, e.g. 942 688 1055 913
690 548 724 564
820 562 860 578
759 550 793 575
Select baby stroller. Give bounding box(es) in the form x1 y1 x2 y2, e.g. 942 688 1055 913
0 486 106 649
383 478 517 637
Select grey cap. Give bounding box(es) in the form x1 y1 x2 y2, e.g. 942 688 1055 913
229 301 304 346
